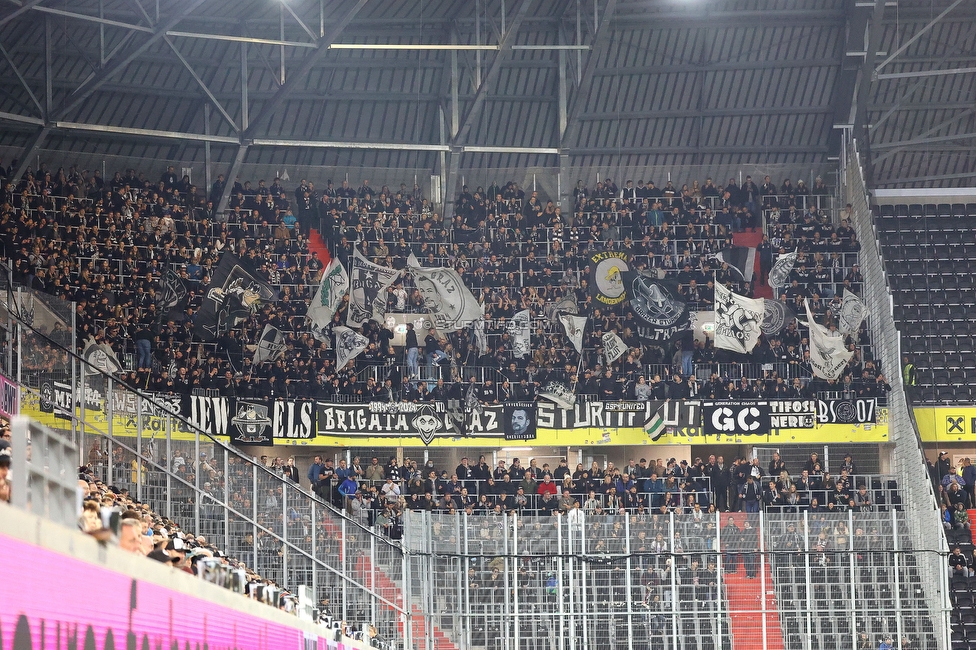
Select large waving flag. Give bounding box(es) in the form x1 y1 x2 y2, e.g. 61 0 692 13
347 249 399 327
714 282 764 354
804 299 853 379
308 259 348 341
407 254 482 331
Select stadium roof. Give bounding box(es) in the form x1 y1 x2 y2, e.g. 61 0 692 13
0 0 972 191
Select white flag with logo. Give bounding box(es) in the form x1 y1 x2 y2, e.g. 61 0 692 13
473 316 488 357
509 309 531 358
602 331 628 364
539 382 576 410
308 259 348 341
559 313 588 354
838 289 867 336
769 249 798 289
407 253 482 331
714 282 765 354
347 249 399 327
252 324 286 365
805 299 853 379
334 326 369 369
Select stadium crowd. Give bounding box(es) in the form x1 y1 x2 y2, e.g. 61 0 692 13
296 449 883 536
0 160 878 407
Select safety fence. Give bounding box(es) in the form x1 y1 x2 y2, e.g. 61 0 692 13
843 134 951 649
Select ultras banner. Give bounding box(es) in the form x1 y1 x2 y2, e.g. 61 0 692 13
180 395 316 445
315 400 671 439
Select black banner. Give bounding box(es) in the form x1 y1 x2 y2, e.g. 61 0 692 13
816 398 876 424
182 395 316 442
315 400 659 439
504 402 537 441
194 254 278 342
702 400 772 435
229 401 274 446
621 271 690 343
769 399 817 429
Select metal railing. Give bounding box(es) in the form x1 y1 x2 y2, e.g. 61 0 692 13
5 296 413 646
11 414 81 528
403 509 942 650
844 135 950 649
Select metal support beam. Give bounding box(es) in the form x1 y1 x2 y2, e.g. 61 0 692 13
827 0 867 155
56 0 209 120
0 111 43 126
164 36 239 133
451 0 534 147
43 14 51 118
0 40 43 117
280 0 317 42
853 0 886 188
561 0 617 146
872 109 974 165
11 126 49 182
217 145 248 214
876 67 976 80
242 0 368 139
167 31 316 48
30 6 154 32
872 131 976 150
251 139 449 151
240 42 248 132
874 0 965 74
0 0 44 29
55 120 239 143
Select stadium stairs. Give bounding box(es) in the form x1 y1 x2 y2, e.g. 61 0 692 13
723 513 785 650
948 510 976 649
318 512 458 650
309 228 333 265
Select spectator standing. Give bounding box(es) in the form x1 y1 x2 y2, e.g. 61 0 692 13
405 323 420 379
282 457 299 483
307 456 324 489
740 476 761 513
962 458 976 506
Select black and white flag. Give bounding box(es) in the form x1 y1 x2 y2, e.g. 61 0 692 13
252 325 286 365
805 299 853 380
407 253 482 330
509 309 531 359
622 271 690 344
602 331 627 364
559 313 588 354
769 249 798 290
539 382 576 410
714 282 764 354
308 259 348 341
761 299 795 336
546 295 579 326
155 268 188 326
196 254 278 342
473 316 488 357
82 337 123 375
838 289 867 336
334 326 369 369
347 249 399 328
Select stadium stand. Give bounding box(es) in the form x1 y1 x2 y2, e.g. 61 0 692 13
0 162 883 411
873 203 976 403
0 158 946 650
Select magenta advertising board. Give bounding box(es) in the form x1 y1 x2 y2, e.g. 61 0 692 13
0 532 335 650
0 373 17 420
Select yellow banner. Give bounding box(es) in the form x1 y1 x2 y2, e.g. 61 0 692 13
311 411 890 448
914 406 976 442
